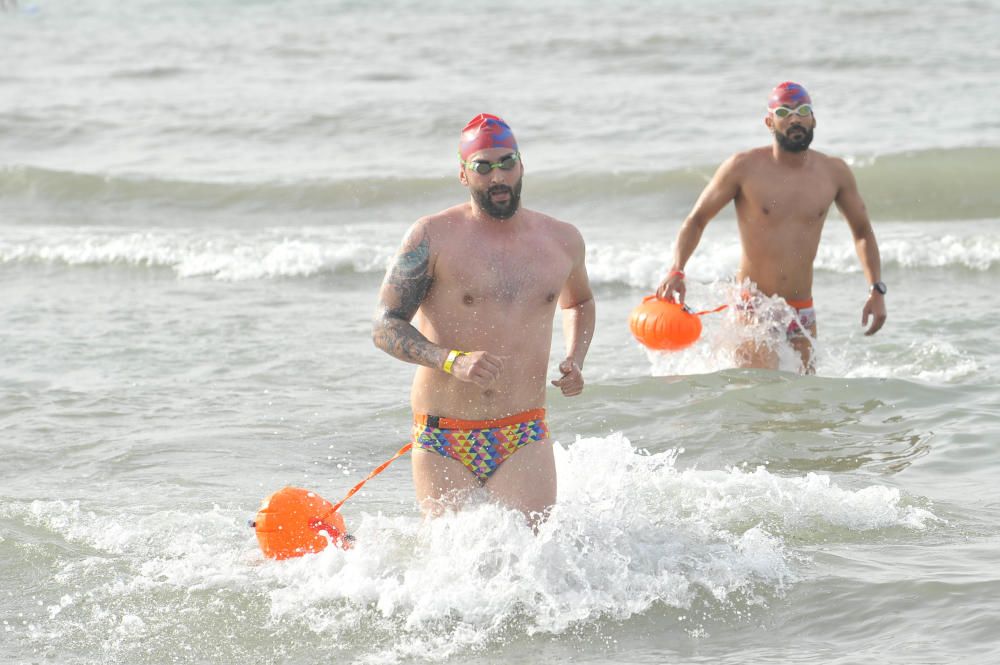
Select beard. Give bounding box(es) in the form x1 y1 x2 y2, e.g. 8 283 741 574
471 177 523 220
775 124 814 152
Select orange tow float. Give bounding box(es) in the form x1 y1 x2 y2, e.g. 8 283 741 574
628 295 727 351
253 487 350 559
251 442 412 559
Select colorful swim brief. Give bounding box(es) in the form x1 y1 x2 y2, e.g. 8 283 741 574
412 408 549 483
738 294 816 340
785 298 816 340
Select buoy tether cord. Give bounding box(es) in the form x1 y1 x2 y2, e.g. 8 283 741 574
690 303 728 316
330 442 413 513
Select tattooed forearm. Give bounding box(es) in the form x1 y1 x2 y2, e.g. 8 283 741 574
372 229 445 368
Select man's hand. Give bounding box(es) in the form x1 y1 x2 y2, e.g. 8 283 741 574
450 351 504 388
862 294 887 336
551 359 584 397
656 272 686 304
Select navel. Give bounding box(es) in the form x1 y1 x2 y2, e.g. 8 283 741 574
546 292 556 303
463 294 475 305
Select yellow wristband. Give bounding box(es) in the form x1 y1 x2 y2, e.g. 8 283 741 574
442 349 467 374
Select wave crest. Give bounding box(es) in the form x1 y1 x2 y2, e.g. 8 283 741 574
4 146 999 220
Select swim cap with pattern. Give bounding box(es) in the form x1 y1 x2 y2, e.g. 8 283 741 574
459 114 518 160
768 82 812 109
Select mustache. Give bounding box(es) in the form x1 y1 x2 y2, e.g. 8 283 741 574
488 185 512 195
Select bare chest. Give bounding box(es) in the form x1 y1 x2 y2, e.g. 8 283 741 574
434 239 570 307
740 168 838 227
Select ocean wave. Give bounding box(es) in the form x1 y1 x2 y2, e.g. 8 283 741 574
2 225 997 282
0 227 394 280
0 165 453 214
3 146 999 220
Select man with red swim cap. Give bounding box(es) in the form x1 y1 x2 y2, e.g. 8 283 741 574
373 114 595 525
657 82 887 372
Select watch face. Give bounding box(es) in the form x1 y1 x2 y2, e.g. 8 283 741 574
873 281 887 295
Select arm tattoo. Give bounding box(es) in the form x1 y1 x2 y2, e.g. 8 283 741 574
372 231 443 367
388 233 432 319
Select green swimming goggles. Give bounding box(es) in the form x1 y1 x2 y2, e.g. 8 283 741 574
771 104 813 118
461 152 520 175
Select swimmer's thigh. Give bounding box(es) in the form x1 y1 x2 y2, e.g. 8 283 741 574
734 339 779 369
485 439 557 523
791 321 818 374
411 447 479 516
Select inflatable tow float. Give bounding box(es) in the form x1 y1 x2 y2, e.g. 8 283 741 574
250 443 411 559
251 486 352 559
628 295 727 350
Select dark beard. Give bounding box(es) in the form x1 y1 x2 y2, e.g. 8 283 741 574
472 178 523 220
775 125 814 152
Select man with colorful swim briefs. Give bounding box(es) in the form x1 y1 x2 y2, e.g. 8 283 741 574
372 113 595 525
656 82 887 372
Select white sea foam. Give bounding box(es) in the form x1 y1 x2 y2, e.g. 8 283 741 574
645 317 983 383
815 230 1000 273
0 226 396 280
2 221 997 283
5 434 939 663
842 340 982 383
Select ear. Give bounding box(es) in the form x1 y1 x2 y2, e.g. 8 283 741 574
764 114 774 131
459 166 469 187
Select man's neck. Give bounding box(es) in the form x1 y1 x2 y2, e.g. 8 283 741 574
772 144 810 166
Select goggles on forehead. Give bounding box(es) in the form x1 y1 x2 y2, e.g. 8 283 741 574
771 104 813 119
461 152 520 175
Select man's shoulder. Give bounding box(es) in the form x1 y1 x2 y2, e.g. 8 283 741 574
398 205 469 250
408 204 473 239
419 203 471 227
522 207 570 227
735 146 772 160
522 209 583 240
814 150 851 171
721 147 770 173
807 150 855 184
520 210 586 261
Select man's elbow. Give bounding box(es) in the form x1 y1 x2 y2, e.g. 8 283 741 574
371 314 389 351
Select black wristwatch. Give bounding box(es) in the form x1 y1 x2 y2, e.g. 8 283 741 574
871 281 887 295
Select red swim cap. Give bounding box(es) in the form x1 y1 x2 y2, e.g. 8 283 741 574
768 82 812 109
459 114 518 160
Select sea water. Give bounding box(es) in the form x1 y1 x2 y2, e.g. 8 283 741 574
2 1 999 663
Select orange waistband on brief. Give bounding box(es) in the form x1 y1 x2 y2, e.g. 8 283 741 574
786 298 814 311
740 291 813 311
413 408 547 430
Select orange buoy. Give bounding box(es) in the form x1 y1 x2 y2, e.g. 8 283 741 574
252 487 351 559
629 295 703 350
